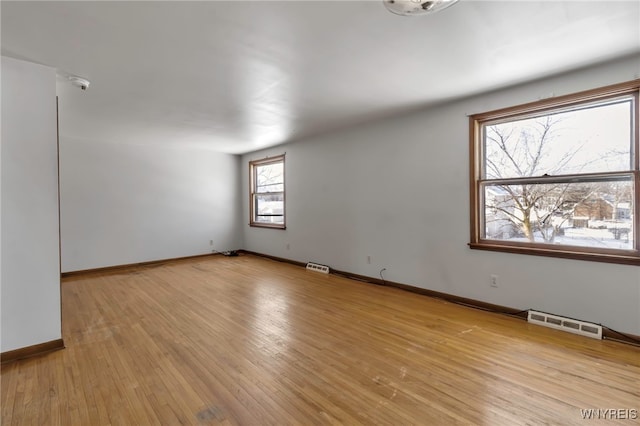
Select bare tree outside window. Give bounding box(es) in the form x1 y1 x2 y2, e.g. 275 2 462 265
483 104 633 248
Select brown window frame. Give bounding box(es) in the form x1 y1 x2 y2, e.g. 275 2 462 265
249 154 286 229
469 80 640 265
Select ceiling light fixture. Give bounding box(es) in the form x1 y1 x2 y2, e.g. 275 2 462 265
383 0 459 16
68 76 90 91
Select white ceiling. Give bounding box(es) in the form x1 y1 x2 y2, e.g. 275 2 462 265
2 1 639 154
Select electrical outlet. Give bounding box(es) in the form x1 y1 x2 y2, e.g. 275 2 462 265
286 243 290 250
367 256 371 264
209 240 213 246
490 274 499 288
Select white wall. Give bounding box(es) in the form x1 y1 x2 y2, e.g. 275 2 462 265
1 57 61 352
242 55 640 335
59 138 242 272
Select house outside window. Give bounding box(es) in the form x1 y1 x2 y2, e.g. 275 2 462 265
469 80 640 265
249 155 285 229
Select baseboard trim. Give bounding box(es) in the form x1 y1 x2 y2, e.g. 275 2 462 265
239 250 307 268
1 339 65 364
602 329 640 346
61 253 219 278
241 250 640 346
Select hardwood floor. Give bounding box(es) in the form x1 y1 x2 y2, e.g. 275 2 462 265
2 254 639 425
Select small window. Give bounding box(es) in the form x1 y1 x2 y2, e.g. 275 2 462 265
470 80 640 265
249 155 285 229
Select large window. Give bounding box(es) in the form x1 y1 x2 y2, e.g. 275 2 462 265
470 80 640 265
250 155 285 229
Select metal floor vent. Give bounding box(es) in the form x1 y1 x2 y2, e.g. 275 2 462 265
527 310 602 339
306 262 330 274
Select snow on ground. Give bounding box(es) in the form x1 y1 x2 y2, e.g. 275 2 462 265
494 227 633 250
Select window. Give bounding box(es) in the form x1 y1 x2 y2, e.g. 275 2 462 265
470 80 640 265
250 155 285 229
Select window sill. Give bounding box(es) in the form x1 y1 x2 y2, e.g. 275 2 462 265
469 241 640 266
249 223 286 230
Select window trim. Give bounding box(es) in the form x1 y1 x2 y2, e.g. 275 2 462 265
469 79 640 265
249 154 286 229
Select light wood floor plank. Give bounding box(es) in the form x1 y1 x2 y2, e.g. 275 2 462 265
2 254 639 425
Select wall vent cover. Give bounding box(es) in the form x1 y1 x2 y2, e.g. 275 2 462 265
306 262 330 274
527 310 602 339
